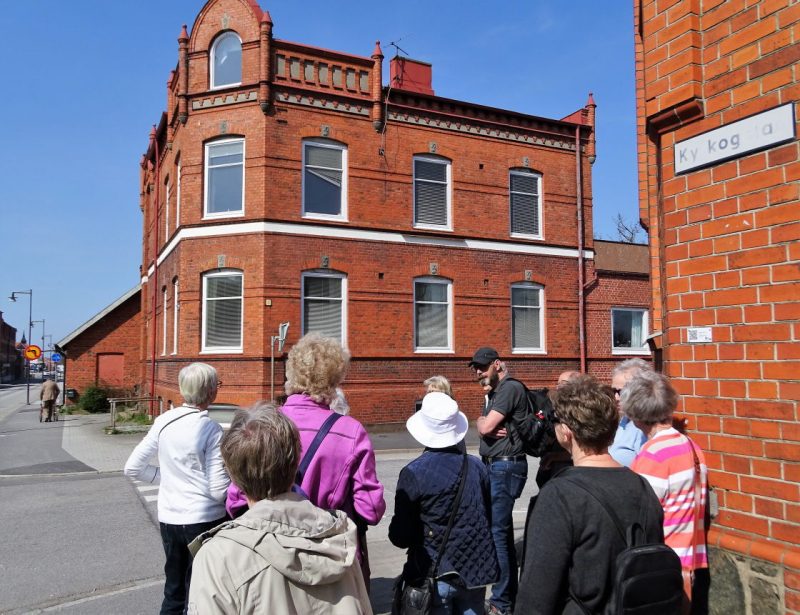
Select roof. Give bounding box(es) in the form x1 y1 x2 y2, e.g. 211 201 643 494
57 285 141 348
593 240 650 275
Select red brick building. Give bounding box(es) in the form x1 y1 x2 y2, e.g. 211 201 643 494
0 312 24 383
126 0 654 423
635 0 799 611
57 286 142 400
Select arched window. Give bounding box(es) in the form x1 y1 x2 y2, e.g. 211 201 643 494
172 277 179 355
161 286 168 356
210 32 242 89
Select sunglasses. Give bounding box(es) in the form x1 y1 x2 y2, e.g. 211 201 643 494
612 387 622 395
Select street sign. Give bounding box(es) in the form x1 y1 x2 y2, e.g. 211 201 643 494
24 345 42 360
51 352 63 363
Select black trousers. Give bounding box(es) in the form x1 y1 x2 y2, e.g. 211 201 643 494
159 517 227 615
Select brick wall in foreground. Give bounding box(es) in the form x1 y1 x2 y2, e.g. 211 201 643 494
636 0 800 612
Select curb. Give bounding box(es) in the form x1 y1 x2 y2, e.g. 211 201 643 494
0 470 123 479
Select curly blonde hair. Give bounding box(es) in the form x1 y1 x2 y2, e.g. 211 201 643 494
284 333 350 405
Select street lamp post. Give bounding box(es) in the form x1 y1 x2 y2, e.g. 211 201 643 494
32 319 46 376
8 290 33 404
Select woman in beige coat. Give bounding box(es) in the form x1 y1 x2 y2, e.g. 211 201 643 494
187 402 372 615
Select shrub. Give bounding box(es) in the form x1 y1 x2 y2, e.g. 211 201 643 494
78 386 110 413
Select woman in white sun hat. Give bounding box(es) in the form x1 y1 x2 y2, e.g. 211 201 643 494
389 392 499 615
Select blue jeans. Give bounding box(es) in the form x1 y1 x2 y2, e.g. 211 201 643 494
487 459 528 612
432 579 485 615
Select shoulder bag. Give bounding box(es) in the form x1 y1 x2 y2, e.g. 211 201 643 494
393 453 469 615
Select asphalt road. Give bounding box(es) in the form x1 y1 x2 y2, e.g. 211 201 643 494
0 394 540 614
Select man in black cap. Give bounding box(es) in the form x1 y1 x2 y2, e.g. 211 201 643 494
470 347 528 615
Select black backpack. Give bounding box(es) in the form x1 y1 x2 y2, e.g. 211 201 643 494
563 475 683 615
504 377 556 458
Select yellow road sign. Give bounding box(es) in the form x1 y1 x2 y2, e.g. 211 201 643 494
24 345 42 360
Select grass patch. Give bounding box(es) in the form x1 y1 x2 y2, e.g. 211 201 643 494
60 407 90 415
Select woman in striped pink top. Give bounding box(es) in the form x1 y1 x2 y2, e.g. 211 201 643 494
623 371 709 615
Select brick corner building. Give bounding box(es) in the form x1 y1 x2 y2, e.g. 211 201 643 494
635 1 800 612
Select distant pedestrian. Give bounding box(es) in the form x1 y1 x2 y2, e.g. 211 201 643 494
424 375 453 397
390 392 498 615
624 371 709 615
534 370 578 488
188 403 372 614
40 377 60 422
471 347 527 615
124 363 229 615
609 358 651 466
517 374 665 614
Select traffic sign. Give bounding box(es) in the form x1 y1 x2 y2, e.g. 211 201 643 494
51 352 63 363
24 345 42 360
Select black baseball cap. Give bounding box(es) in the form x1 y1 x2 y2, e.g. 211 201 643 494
468 347 500 367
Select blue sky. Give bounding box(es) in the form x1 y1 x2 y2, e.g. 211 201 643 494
0 0 637 344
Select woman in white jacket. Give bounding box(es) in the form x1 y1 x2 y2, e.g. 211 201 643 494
124 362 229 615
188 402 372 615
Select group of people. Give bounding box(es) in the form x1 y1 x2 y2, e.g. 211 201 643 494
124 334 708 615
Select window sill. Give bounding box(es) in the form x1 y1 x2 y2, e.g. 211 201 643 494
209 82 243 91
303 213 348 223
200 348 244 355
611 348 651 356
511 349 547 355
413 224 453 232
414 349 455 354
202 212 245 221
510 233 544 241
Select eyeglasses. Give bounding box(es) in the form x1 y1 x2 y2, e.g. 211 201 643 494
470 363 490 373
217 380 224 388
612 387 622 395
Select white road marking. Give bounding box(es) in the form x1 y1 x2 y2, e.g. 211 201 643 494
144 495 158 502
136 484 159 492
26 578 163 613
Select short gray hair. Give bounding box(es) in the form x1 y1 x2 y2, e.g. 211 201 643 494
424 375 453 398
221 401 300 500
179 363 218 406
612 358 652 379
620 371 678 426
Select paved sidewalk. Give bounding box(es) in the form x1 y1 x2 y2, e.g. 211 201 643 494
59 411 485 472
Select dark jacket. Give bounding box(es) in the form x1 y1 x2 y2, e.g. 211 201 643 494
389 447 499 588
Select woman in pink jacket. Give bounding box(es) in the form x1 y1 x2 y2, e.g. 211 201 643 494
227 332 385 588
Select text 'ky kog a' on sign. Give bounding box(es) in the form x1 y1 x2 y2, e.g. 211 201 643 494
674 103 796 174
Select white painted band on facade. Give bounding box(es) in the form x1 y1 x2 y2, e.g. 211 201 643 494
143 221 595 279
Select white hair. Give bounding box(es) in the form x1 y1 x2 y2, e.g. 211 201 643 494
611 358 652 379
329 387 350 416
179 363 218 406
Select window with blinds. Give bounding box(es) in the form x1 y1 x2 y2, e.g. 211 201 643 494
414 279 451 351
303 141 346 219
302 274 345 343
202 272 243 351
510 169 542 237
211 32 242 89
611 308 649 354
413 157 451 229
205 139 244 217
511 283 544 352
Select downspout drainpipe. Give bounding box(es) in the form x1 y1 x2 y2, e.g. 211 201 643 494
149 126 160 416
576 126 586 374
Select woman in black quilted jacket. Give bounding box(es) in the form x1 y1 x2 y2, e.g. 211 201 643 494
389 391 499 615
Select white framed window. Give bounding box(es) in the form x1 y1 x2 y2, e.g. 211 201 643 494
302 140 347 220
176 157 181 230
510 168 543 238
172 278 179 355
302 272 346 344
414 277 453 352
511 283 545 353
210 32 242 89
161 287 168 356
413 156 451 230
165 180 171 240
612 308 649 355
204 138 244 218
202 270 244 353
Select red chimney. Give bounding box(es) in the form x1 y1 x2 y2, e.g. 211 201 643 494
390 56 434 96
